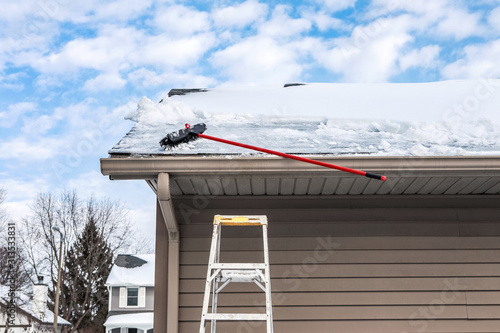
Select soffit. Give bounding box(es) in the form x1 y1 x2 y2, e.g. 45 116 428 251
100 156 500 196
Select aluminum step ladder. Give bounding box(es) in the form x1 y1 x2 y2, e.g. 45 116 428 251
199 215 274 333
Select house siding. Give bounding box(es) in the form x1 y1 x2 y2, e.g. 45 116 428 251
109 286 154 312
173 195 500 332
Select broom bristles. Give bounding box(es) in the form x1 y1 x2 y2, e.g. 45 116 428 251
160 123 207 149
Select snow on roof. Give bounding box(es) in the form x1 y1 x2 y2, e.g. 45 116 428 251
35 306 71 325
0 284 71 325
104 312 153 330
110 80 500 157
106 254 155 287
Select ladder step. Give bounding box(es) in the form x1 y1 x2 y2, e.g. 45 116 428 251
205 313 268 321
211 263 266 269
220 269 262 283
214 215 268 226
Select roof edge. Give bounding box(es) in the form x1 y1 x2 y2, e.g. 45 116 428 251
101 155 500 180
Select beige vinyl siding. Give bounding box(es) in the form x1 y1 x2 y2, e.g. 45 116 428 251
174 196 500 333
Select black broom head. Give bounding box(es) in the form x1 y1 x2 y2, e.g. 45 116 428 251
160 123 207 149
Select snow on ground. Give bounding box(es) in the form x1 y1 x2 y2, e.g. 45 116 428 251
110 80 500 156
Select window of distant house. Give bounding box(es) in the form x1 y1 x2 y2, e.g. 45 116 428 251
128 329 138 333
119 286 145 308
127 287 139 306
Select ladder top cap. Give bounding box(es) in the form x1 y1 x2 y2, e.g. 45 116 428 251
214 215 268 226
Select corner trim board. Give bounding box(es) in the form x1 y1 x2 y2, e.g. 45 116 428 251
157 173 179 242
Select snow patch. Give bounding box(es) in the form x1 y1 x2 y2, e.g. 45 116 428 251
126 97 197 125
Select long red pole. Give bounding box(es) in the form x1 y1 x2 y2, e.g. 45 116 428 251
197 133 386 181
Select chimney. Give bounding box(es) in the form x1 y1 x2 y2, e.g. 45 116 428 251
32 275 48 320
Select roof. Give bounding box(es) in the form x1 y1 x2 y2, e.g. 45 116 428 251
0 284 71 325
109 80 500 157
104 312 153 330
102 81 500 197
106 254 155 287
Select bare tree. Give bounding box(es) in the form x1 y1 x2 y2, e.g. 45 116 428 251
1 187 32 332
20 190 134 332
127 230 155 254
1 187 31 289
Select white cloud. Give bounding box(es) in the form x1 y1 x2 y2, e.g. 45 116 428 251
0 178 48 201
31 23 216 87
212 0 268 28
399 45 440 71
94 0 153 21
315 15 414 82
34 74 65 90
50 98 133 143
153 5 211 36
33 26 143 74
372 0 447 15
128 68 217 88
0 137 65 160
368 0 486 39
0 81 24 91
21 113 60 135
0 102 37 128
211 36 305 85
128 68 165 88
0 72 26 90
0 25 55 74
0 0 152 26
441 39 500 79
66 170 116 198
258 5 311 38
128 206 156 239
488 7 500 32
317 0 357 12
140 33 217 69
84 72 127 91
436 8 483 40
210 4 314 85
0 177 47 224
0 98 133 164
301 10 345 31
0 1 36 22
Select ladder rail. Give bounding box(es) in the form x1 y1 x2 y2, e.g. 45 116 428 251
262 224 274 333
199 215 274 333
200 223 221 333
211 222 222 333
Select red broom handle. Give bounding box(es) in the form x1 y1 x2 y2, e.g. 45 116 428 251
197 133 386 181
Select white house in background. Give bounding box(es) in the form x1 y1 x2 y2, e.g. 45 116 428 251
104 254 155 333
0 276 71 332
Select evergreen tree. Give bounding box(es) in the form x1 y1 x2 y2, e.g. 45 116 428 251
60 217 113 332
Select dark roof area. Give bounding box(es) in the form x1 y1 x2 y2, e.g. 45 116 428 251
165 83 306 99
114 254 148 268
166 88 208 98
283 82 306 87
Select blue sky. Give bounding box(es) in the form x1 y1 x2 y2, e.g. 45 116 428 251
1 0 500 241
